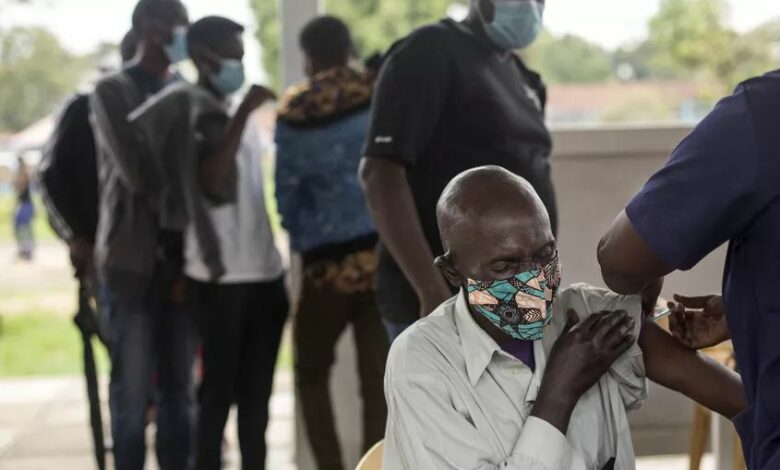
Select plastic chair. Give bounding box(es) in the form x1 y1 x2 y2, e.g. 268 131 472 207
356 441 384 470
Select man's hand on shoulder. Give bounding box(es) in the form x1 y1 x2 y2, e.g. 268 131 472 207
532 310 635 434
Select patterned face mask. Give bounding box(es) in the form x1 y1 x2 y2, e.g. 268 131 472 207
465 252 561 341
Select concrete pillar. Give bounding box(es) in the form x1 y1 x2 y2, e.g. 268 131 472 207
279 2 366 469
280 0 320 87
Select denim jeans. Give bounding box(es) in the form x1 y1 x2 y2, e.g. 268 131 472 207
100 263 197 470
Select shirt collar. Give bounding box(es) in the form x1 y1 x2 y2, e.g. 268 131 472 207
454 290 549 398
454 290 505 386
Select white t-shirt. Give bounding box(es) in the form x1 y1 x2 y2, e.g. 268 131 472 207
185 113 284 284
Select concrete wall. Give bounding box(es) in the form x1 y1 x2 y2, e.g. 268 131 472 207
551 124 727 456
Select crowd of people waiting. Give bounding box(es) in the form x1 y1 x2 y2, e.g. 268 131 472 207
37 0 780 469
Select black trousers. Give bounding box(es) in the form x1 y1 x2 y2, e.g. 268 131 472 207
192 277 289 470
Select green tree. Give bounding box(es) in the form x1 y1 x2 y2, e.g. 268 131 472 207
328 0 464 56
0 27 88 132
645 0 780 92
251 0 281 90
523 32 613 84
715 20 780 89
250 0 466 88
612 41 659 81
646 0 731 78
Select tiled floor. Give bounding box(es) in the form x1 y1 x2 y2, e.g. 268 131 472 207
0 373 711 470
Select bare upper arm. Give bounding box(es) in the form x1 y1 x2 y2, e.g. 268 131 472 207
597 210 674 294
359 156 406 190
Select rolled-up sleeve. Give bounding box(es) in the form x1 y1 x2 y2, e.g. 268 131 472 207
384 371 578 470
563 284 648 410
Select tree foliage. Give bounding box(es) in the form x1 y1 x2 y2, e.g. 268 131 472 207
328 0 465 56
647 0 731 76
640 0 780 91
523 32 613 84
0 27 89 132
250 0 280 90
249 0 466 89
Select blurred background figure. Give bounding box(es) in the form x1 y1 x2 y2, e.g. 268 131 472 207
275 15 388 470
13 155 35 260
90 1 194 469
360 0 557 342
130 14 285 470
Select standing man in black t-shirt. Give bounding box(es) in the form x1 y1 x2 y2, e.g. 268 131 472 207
360 0 556 341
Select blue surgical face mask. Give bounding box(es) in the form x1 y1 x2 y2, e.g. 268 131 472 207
484 0 545 50
165 26 189 64
210 59 245 96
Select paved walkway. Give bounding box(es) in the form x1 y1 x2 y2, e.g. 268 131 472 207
0 246 716 470
0 370 714 470
0 372 296 470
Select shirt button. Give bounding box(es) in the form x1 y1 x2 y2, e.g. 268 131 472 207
513 370 521 376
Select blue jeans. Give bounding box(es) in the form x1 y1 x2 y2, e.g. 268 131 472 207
383 319 415 344
101 264 197 470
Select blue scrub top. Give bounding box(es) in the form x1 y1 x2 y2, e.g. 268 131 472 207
626 70 780 469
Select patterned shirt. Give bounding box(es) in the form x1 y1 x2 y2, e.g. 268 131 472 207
384 284 647 470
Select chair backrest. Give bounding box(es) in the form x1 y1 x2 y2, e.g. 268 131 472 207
355 440 384 470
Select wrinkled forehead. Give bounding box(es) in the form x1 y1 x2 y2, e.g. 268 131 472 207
446 197 553 260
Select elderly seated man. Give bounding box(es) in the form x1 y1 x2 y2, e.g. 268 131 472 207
383 166 746 470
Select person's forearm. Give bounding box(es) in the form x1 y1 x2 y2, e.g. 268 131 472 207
200 108 250 197
641 321 747 418
359 158 448 300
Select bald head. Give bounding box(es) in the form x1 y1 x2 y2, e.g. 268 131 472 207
436 166 554 284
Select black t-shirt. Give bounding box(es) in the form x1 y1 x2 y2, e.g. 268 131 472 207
364 19 557 323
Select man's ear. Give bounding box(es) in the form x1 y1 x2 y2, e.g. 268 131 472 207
191 46 218 75
435 255 465 289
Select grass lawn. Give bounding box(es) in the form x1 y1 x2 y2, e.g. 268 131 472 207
0 311 110 377
0 310 293 377
0 157 291 377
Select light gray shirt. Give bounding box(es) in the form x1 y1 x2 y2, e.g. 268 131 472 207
383 283 647 470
